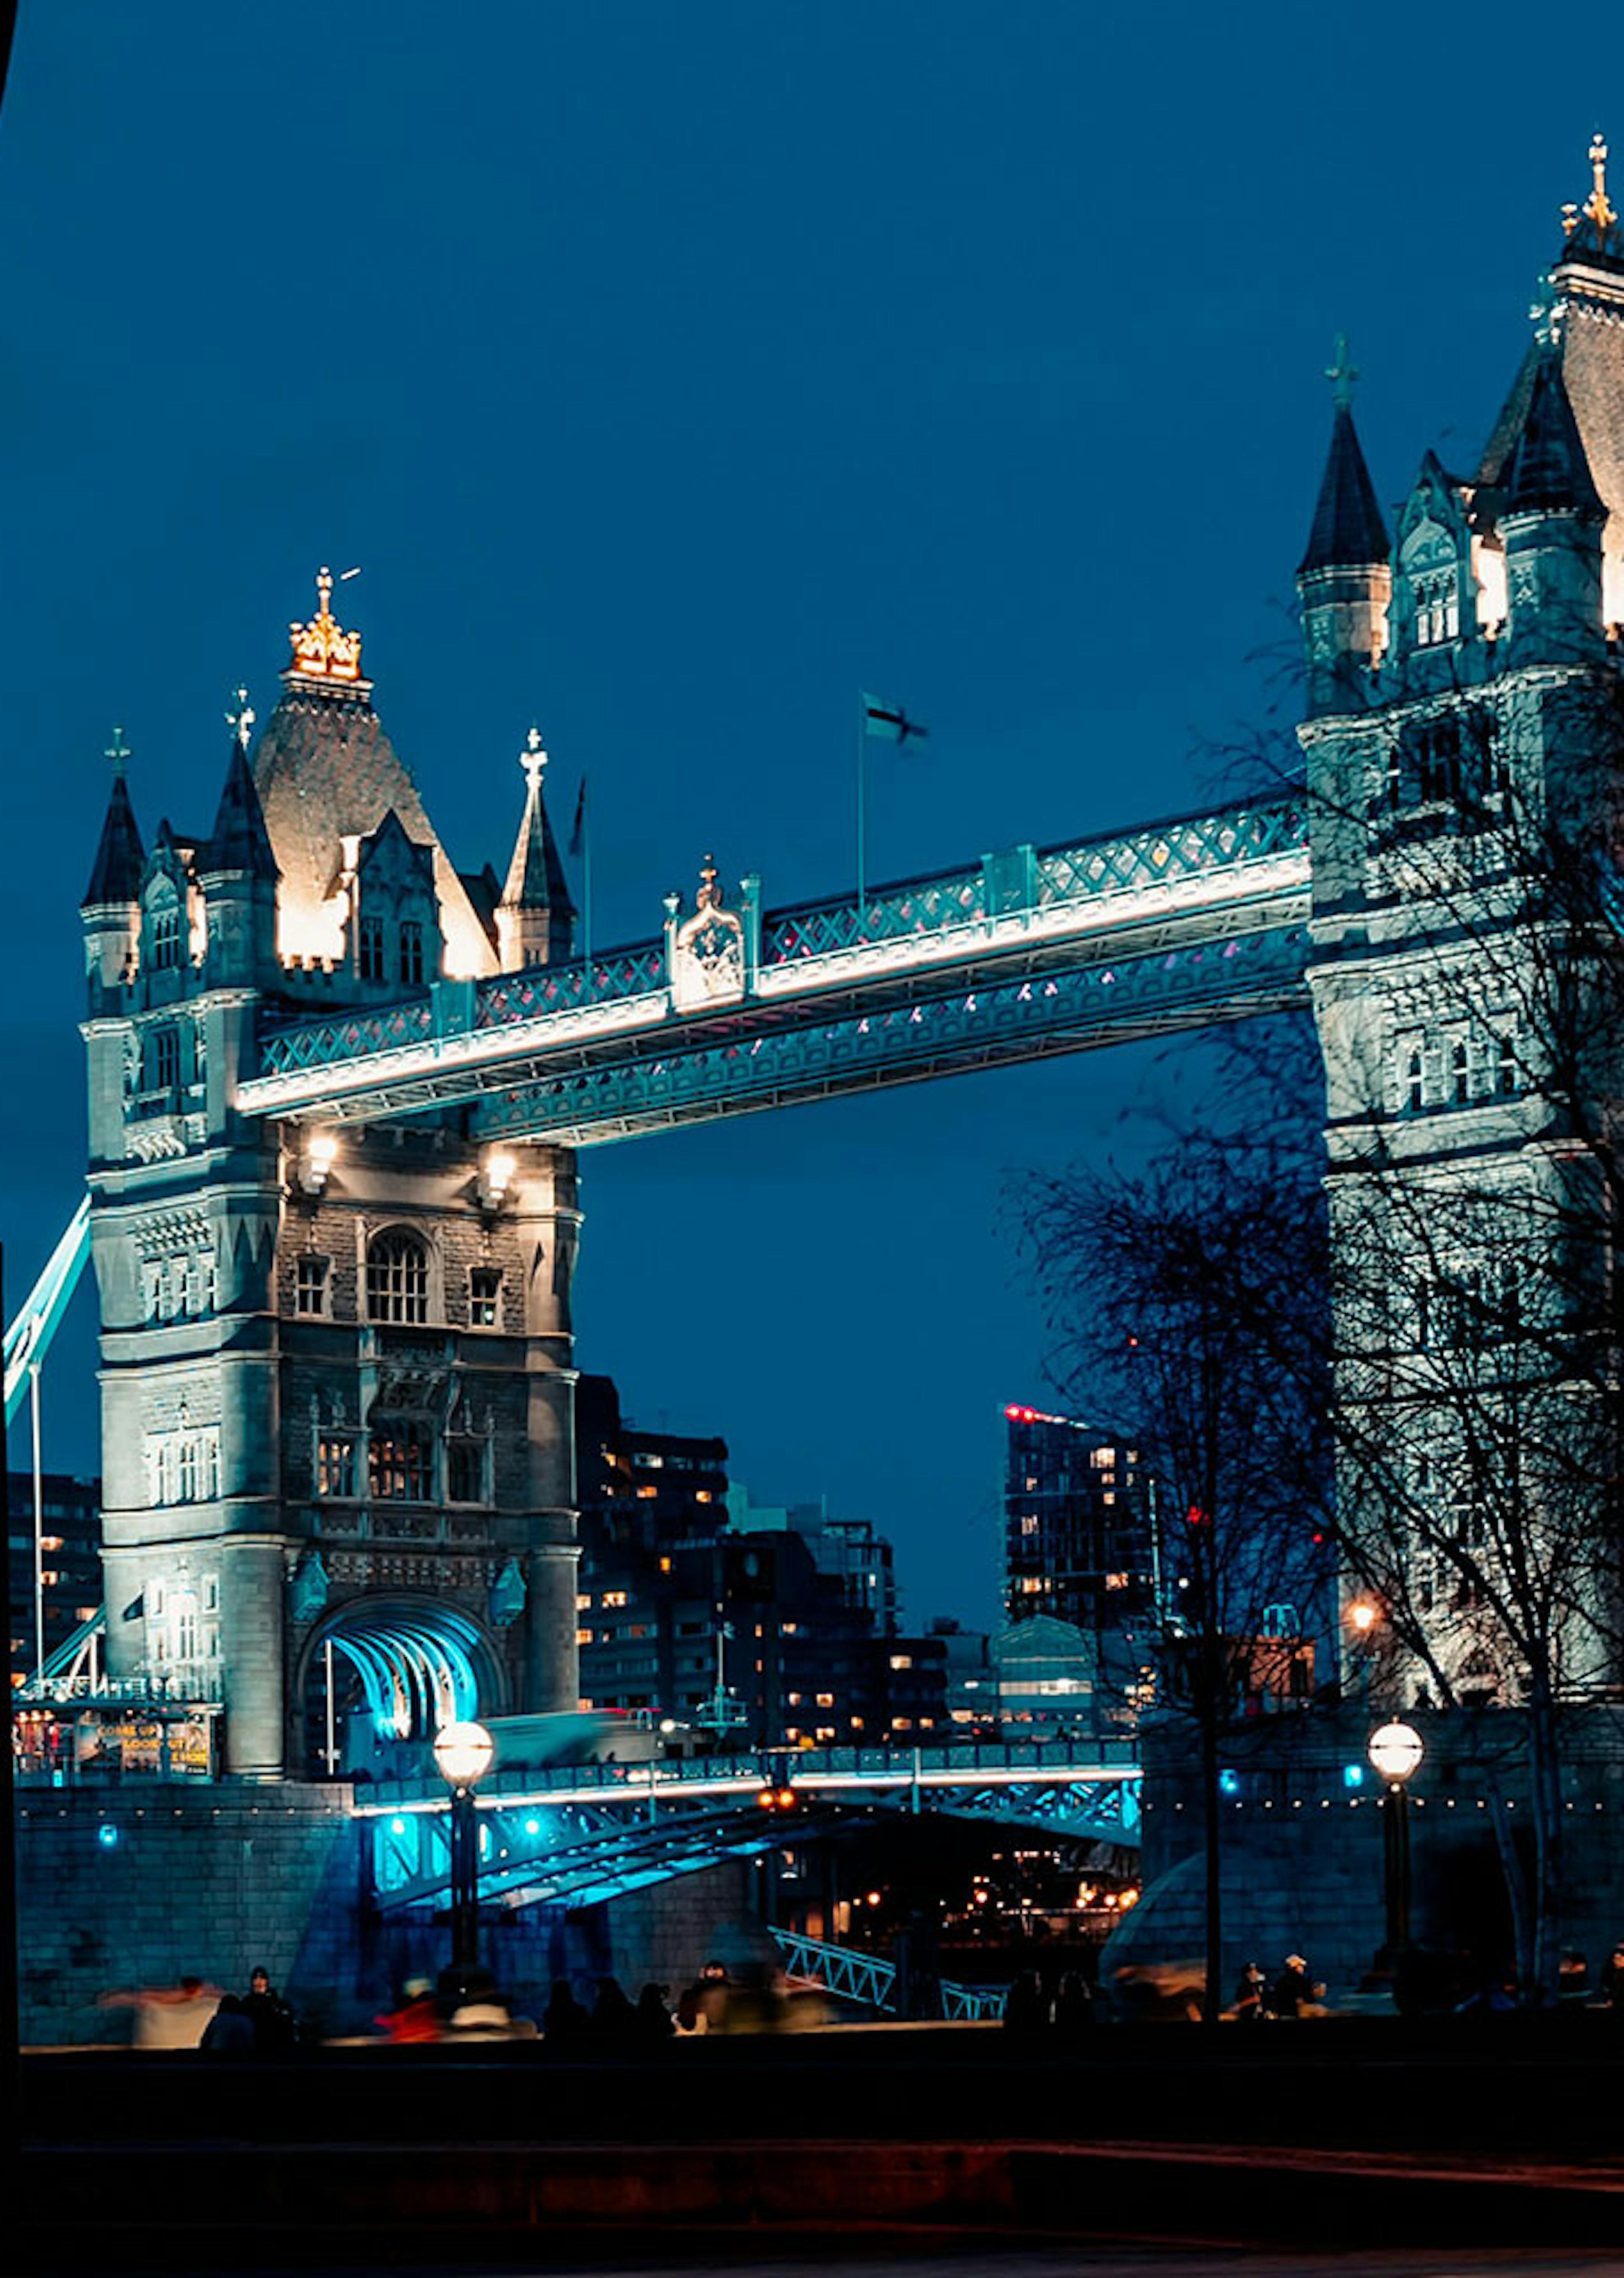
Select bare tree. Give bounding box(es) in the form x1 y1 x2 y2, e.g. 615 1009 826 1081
1015 1020 1333 2020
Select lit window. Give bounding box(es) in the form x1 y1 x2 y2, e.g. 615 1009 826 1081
320 1430 358 1496
469 1267 502 1328
602 1591 628 1609
366 1230 429 1324
889 1654 913 1671
658 1556 672 1573
636 1485 658 1499
576 1627 594 1645
815 1692 834 1708
369 1419 433 1501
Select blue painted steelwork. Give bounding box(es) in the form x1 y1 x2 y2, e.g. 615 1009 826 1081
477 921 1307 1148
363 1741 1142 1919
355 1736 1142 1820
3 1196 91 1427
775 1929 1006 2021
372 1799 821 1915
241 796 1309 1131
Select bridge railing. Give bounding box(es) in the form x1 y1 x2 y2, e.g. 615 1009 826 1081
256 796 1307 1082
357 1734 1143 1814
775 1929 1006 2022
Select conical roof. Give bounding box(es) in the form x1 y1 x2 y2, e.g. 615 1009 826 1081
252 681 496 975
1490 345 1606 519
500 735 576 924
205 736 279 877
82 770 145 907
1299 402 1390 574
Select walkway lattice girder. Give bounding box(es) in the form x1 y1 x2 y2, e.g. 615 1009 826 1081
241 797 1310 1139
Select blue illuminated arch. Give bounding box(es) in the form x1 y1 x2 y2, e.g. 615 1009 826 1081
311 1599 489 1740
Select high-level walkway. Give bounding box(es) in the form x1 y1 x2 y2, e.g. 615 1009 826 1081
242 795 1309 1142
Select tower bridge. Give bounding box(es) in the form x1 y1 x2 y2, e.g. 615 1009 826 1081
358 1740 1141 1918
16 143 1624 1785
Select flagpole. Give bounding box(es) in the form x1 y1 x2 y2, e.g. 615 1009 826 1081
583 788 593 985
855 695 866 936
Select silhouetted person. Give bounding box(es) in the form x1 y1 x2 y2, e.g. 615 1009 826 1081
376 1977 440 2042
635 1983 674 2044
200 1993 255 2055
1600 1944 1624 2009
1234 1962 1267 2023
1269 1954 1324 2018
590 1976 637 2052
1053 1971 1094 2042
543 1978 591 2053
1003 1969 1051 2035
241 1965 296 2052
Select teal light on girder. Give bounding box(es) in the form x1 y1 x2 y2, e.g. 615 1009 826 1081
321 1606 483 1739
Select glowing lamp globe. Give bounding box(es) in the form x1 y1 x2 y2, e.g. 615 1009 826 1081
1367 1721 1424 1785
433 1720 494 1790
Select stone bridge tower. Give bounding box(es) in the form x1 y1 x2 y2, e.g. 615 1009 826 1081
81 576 582 1777
1299 145 1624 1704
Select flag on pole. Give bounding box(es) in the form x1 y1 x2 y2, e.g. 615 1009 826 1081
568 774 587 858
861 692 929 745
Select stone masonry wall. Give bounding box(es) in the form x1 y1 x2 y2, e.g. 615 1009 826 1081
16 1782 759 2043
1103 1703 1624 2001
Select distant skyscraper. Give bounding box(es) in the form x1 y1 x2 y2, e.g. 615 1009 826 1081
1001 1404 1158 1731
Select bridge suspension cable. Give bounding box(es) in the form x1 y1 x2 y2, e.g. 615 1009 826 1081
4 1195 92 1427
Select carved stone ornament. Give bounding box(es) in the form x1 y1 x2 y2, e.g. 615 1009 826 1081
289 1550 331 1625
489 1558 527 1627
670 854 746 1010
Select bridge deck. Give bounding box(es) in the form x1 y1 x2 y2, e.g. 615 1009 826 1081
238 797 1309 1142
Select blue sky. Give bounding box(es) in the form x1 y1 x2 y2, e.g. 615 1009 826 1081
0 3 1602 1627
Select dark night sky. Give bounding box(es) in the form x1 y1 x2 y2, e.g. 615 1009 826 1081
0 3 1600 1629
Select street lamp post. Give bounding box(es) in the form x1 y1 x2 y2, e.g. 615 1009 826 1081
1368 1719 1424 1952
432 1720 494 1973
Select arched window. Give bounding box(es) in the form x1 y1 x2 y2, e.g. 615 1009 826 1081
368 1418 434 1502
366 1229 430 1324
148 890 182 970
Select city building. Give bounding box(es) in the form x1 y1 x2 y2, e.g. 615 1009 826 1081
1001 1403 1159 1732
7 1471 102 1687
574 1375 732 1724
574 1422 946 1744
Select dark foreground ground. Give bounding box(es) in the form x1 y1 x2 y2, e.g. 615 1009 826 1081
19 2018 1624 2272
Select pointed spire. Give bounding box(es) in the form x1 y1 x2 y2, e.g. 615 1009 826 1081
206 734 280 878
1559 130 1621 262
497 727 575 967
82 736 145 907
1298 344 1389 574
1501 346 1605 519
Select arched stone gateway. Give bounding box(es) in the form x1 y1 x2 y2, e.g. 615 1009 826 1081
295 1595 509 1778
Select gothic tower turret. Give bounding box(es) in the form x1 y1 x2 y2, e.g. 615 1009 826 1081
84 577 584 1778
1495 346 1607 670
1300 140 1624 1709
1297 338 1391 717
497 728 576 969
